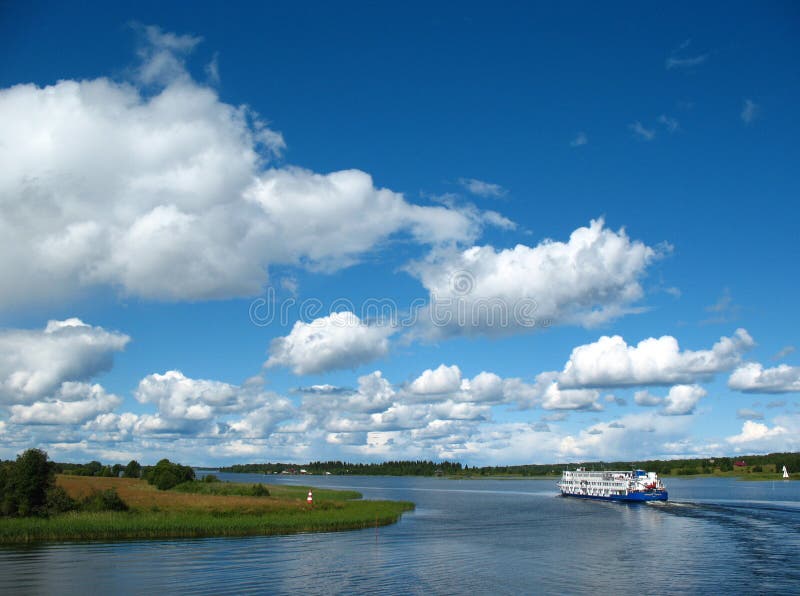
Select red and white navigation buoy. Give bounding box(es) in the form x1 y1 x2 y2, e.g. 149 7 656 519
307 490 313 504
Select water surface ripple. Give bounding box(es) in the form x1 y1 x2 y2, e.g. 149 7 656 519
1 475 798 595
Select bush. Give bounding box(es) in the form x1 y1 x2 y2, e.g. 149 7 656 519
203 474 219 483
250 484 270 497
80 489 128 512
144 459 195 491
154 470 179 491
45 486 77 515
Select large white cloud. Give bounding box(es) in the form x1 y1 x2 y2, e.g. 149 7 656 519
459 371 506 403
557 412 694 461
405 364 602 411
0 27 485 310
539 382 602 411
134 370 262 420
299 371 396 418
408 218 660 337
0 318 130 404
226 398 297 438
0 344 737 465
726 417 799 453
728 362 800 393
10 382 122 425
266 312 394 375
556 328 753 388
660 385 707 416
409 364 462 394
630 385 707 415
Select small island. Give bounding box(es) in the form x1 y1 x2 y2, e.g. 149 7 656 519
0 450 414 544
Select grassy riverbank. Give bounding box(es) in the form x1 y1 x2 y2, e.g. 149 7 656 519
0 476 413 543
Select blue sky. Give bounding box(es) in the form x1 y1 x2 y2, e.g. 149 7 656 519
0 1 798 465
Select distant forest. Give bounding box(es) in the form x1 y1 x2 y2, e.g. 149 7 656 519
218 460 465 476
216 452 800 477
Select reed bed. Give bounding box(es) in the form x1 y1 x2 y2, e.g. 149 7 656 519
172 480 362 501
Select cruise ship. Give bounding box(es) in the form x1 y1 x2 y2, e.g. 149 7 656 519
558 468 668 502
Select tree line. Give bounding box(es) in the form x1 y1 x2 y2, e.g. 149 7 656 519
218 452 800 477
56 459 142 479
220 460 464 476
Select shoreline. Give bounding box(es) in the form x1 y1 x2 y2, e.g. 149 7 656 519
218 470 797 482
445 473 796 482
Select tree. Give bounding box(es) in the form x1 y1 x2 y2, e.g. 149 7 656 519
0 460 14 516
85 461 103 476
5 448 55 516
124 460 142 478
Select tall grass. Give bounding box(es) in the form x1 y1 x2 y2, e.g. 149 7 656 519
172 480 362 501
250 484 363 501
0 501 414 543
0 475 413 543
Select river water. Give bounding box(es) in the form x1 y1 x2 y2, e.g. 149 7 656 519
1 474 798 595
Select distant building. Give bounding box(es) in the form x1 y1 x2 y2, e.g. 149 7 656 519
734 460 747 467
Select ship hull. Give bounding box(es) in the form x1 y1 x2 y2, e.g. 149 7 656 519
560 490 668 502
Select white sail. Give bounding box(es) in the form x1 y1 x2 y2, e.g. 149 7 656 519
782 465 789 479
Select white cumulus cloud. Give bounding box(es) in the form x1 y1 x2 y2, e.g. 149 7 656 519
660 384 707 416
728 362 800 393
539 381 602 411
727 420 789 446
226 397 297 437
409 364 462 394
409 218 660 337
557 328 753 388
135 370 262 420
266 312 394 375
10 382 122 425
0 318 130 404
0 27 481 310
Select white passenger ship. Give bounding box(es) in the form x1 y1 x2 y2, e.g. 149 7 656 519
558 468 668 502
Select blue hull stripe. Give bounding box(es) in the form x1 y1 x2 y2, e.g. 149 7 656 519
561 491 668 502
